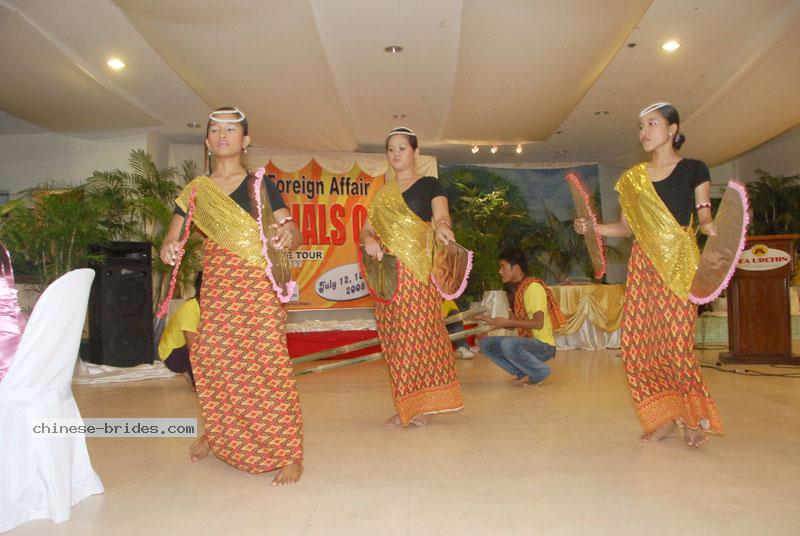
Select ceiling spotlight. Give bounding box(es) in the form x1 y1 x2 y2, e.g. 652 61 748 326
471 145 479 154
555 150 568 155
594 110 610 116
106 57 126 70
490 145 499 154
392 113 406 119
515 144 523 154
187 121 202 128
661 40 680 52
384 45 403 54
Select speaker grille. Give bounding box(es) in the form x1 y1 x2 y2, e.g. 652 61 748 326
88 242 154 367
106 325 151 367
106 273 148 317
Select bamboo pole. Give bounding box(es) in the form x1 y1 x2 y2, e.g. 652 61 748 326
295 325 492 375
291 306 488 365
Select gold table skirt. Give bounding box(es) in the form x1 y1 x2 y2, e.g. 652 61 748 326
551 284 624 335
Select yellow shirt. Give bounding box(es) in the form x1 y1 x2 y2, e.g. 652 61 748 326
157 298 200 360
524 283 555 346
441 299 459 317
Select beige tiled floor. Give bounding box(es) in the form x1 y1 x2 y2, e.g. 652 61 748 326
8 346 800 535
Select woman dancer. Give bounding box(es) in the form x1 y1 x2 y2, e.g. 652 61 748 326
360 127 464 427
160 107 304 484
575 103 722 447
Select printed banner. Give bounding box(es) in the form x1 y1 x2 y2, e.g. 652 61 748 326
264 159 384 309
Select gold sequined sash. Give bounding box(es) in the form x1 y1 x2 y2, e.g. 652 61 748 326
368 181 433 283
615 163 699 301
176 176 266 268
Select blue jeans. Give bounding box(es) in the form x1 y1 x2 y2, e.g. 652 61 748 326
479 336 556 384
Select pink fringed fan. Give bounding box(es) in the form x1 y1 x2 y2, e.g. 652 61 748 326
565 172 606 279
688 181 750 305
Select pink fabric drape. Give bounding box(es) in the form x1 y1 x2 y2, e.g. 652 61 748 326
0 248 27 382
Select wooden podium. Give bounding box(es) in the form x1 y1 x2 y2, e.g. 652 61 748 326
720 234 799 364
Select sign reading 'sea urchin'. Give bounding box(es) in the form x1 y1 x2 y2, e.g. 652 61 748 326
737 245 791 271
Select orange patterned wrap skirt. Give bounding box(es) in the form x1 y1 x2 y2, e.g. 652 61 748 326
621 242 723 434
191 241 303 473
374 260 463 426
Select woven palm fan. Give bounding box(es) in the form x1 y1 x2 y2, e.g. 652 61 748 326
688 181 750 305
255 170 296 303
264 225 294 299
359 247 398 303
431 240 473 300
565 172 606 279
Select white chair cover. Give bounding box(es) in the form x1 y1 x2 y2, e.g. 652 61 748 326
0 269 104 533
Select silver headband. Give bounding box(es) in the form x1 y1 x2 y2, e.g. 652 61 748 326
209 108 246 123
639 102 671 117
387 126 416 139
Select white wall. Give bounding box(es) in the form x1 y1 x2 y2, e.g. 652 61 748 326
0 132 146 193
169 143 204 172
722 127 800 181
146 131 173 171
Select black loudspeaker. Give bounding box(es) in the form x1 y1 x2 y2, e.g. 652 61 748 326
87 241 154 367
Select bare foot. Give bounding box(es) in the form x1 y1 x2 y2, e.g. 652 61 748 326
684 427 708 448
511 376 527 385
639 421 677 444
189 433 210 462
385 413 402 426
272 461 303 486
409 414 432 427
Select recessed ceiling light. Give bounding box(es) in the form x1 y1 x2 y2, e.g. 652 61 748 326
384 45 403 54
187 121 202 128
490 145 499 154
555 150 568 155
555 130 563 135
392 113 406 119
106 57 126 70
471 145 479 154
661 40 680 52
594 110 610 116
515 144 523 154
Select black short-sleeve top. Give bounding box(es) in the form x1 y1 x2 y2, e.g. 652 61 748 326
652 158 710 226
174 174 287 217
401 176 446 222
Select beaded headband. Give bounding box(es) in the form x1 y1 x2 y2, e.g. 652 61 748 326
209 108 246 123
387 126 416 139
639 102 671 117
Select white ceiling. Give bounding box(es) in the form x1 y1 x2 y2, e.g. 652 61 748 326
0 0 798 167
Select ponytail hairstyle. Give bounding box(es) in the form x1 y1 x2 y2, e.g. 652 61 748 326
639 102 685 149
